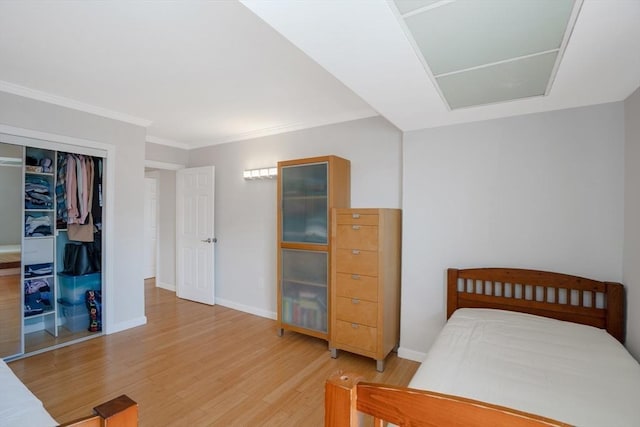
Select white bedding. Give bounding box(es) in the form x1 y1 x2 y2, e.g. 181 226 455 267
409 308 640 427
0 359 57 427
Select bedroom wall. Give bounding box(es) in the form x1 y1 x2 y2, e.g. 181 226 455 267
0 90 147 333
187 116 402 318
401 102 625 360
145 141 189 166
0 143 23 245
155 169 177 290
624 87 640 360
0 166 22 245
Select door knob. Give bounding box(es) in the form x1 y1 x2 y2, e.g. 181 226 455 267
201 238 217 243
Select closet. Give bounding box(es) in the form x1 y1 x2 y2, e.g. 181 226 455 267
0 137 106 359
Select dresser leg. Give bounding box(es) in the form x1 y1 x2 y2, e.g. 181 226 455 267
330 347 338 359
376 359 385 372
277 328 284 337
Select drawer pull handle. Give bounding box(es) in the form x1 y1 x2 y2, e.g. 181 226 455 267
352 213 360 219
352 249 360 255
352 225 361 230
351 323 359 329
352 298 360 304
351 274 360 280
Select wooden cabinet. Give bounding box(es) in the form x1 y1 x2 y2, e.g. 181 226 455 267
276 156 350 341
330 208 401 371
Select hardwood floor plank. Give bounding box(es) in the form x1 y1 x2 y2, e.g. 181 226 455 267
9 279 420 426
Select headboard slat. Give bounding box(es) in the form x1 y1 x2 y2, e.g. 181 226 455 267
447 268 625 343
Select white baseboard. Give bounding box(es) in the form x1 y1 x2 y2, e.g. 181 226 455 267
215 297 276 320
106 315 147 334
397 347 426 362
156 281 176 292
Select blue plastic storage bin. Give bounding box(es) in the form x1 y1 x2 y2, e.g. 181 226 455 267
57 272 101 305
58 300 89 332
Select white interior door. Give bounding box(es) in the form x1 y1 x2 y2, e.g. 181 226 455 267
143 177 157 279
176 166 215 305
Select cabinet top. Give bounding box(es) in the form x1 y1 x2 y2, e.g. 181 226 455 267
334 208 401 214
278 155 350 168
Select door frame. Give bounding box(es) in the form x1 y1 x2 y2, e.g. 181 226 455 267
144 160 185 292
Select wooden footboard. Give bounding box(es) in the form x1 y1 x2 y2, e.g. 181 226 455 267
325 372 569 427
59 395 138 427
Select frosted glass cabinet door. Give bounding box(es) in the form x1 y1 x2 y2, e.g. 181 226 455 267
281 249 328 333
281 162 328 244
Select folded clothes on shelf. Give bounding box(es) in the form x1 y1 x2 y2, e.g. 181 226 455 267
24 262 53 278
25 176 53 209
25 215 52 237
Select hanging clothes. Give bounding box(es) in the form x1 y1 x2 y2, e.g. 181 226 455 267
55 153 68 228
66 154 79 224
91 158 103 228
63 154 97 242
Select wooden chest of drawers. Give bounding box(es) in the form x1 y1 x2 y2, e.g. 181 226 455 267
329 208 401 372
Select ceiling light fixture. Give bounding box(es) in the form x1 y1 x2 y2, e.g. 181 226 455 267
244 167 277 180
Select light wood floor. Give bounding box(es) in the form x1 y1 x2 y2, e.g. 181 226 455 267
9 279 420 426
0 273 21 357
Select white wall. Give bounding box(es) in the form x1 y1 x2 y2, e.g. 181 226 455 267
0 166 22 245
187 116 402 317
156 169 177 290
401 103 625 360
624 87 640 359
0 142 23 245
0 91 147 333
145 141 189 166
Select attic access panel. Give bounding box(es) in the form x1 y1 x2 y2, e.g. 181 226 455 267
392 0 581 109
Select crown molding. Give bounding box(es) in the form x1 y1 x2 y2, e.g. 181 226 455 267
144 160 186 171
146 134 190 150
0 80 152 127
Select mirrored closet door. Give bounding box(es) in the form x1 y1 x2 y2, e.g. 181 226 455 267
0 142 24 358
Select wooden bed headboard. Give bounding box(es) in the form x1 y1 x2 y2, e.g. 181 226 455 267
447 268 625 343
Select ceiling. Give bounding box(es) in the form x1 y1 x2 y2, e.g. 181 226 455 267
0 1 638 150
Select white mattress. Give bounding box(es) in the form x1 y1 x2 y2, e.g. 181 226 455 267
409 308 640 427
0 359 57 427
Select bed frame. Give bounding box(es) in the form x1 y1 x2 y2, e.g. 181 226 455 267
325 267 626 426
59 394 138 426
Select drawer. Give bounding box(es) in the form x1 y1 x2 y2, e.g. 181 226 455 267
333 320 377 353
336 212 378 226
335 224 378 250
336 249 378 276
335 273 378 301
335 296 377 327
